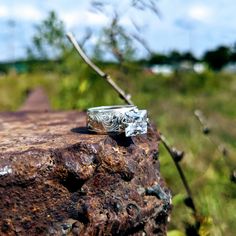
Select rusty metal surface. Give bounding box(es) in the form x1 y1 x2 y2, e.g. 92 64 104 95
0 111 171 235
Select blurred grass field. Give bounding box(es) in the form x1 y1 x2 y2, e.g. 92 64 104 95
0 65 235 235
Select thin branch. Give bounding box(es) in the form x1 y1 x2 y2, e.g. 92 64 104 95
90 1 106 13
131 0 162 18
194 110 232 163
67 32 199 219
194 109 235 181
132 33 153 56
108 12 125 64
80 28 93 48
160 134 197 214
66 32 134 105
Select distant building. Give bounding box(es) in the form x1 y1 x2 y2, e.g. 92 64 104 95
193 63 206 74
150 64 173 76
150 62 206 75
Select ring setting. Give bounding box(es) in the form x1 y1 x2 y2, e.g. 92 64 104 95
87 105 148 137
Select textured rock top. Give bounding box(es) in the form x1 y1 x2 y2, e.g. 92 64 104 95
0 111 171 236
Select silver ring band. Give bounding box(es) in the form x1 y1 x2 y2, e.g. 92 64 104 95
87 105 148 137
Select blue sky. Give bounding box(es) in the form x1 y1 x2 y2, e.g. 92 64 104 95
0 0 235 61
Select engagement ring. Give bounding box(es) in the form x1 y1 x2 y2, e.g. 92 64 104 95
87 105 148 137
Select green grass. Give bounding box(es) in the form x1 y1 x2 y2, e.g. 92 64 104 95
0 66 235 235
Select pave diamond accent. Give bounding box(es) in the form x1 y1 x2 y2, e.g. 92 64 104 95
124 109 148 137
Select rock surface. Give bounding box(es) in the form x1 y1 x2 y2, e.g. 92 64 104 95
0 111 171 235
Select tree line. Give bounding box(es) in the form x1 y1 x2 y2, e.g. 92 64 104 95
144 45 236 71
1 10 236 73
25 11 236 72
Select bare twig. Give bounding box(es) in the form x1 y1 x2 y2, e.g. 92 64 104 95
160 134 197 214
194 110 230 162
194 110 211 135
130 20 152 54
67 32 199 218
80 28 93 48
131 0 161 18
132 33 153 56
194 109 235 182
90 1 106 13
66 33 134 105
108 12 125 65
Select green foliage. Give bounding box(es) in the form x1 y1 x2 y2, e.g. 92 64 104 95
93 15 136 63
148 53 169 65
146 51 197 66
1 6 236 236
27 11 67 60
1 9 236 236
203 46 231 71
167 230 185 236
0 68 236 236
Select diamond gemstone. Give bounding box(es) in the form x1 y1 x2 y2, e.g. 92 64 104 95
125 109 147 137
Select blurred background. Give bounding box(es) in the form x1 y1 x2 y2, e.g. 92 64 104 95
0 0 235 235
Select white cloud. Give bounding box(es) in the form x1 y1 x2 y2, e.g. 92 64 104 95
188 5 213 23
13 5 43 21
61 10 108 28
0 4 43 21
0 5 8 17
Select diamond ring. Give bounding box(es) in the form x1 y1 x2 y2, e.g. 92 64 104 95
87 105 148 137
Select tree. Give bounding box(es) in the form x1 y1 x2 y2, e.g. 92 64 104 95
203 46 231 71
93 12 136 64
230 42 236 63
90 0 160 63
147 53 168 65
167 50 183 65
27 11 67 60
181 51 197 63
